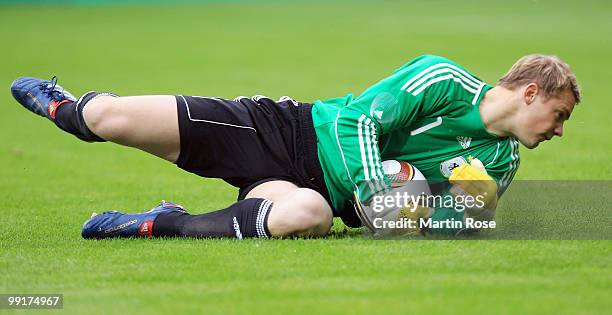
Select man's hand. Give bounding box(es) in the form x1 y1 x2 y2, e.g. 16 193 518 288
394 204 433 236
449 158 498 220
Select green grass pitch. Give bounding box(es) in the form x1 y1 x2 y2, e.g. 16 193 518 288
1 1 610 314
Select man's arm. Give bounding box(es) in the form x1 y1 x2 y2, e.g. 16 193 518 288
335 55 486 206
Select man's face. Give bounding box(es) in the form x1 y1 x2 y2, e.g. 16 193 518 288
514 85 575 149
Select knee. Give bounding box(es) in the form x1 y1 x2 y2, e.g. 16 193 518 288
82 96 127 140
293 209 331 236
270 189 333 237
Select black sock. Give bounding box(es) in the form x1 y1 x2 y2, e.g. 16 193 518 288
53 92 116 142
153 198 273 239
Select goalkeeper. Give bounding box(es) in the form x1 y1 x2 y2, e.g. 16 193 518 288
9 54 580 239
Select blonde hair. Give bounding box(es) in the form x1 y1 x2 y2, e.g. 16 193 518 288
498 54 581 104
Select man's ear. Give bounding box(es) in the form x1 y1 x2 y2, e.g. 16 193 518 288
524 83 539 105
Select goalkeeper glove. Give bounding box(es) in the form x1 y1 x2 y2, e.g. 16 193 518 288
449 158 498 220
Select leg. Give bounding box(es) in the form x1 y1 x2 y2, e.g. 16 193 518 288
10 77 180 162
153 180 332 239
82 180 334 239
83 95 180 162
244 180 333 237
82 198 274 239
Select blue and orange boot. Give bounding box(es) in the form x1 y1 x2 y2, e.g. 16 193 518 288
10 76 77 120
81 201 187 239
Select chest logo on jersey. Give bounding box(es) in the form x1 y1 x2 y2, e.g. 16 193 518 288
440 156 467 178
370 92 398 121
457 136 472 149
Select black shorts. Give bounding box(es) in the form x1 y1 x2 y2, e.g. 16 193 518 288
174 95 333 207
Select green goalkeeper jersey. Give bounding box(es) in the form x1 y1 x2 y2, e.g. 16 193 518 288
311 55 520 229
